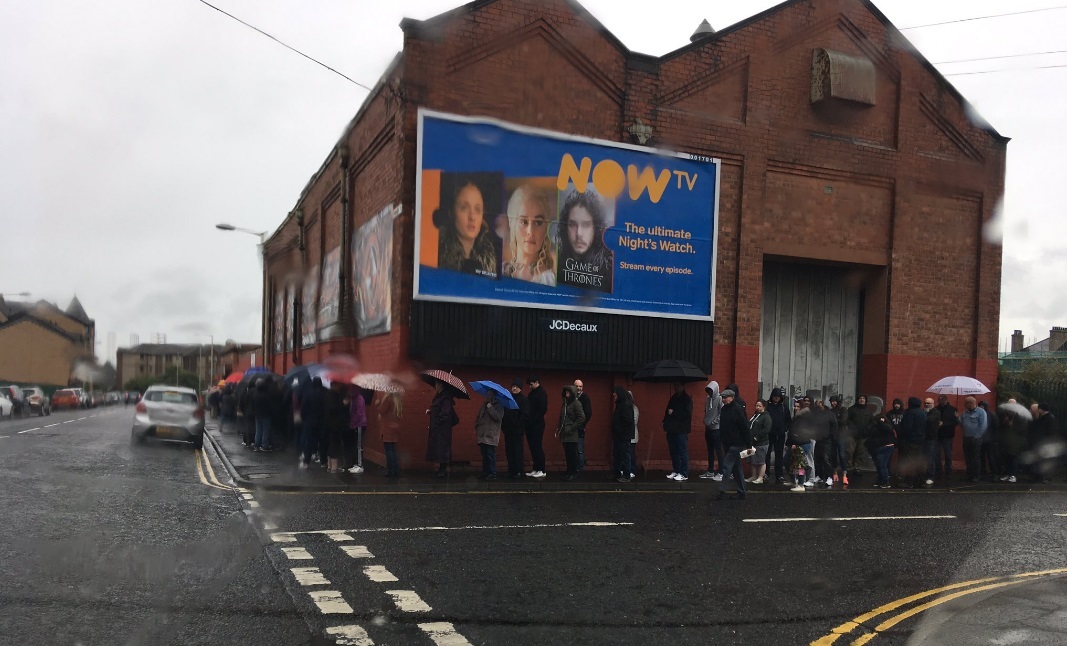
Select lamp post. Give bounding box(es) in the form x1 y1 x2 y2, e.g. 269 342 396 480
216 223 269 371
1 291 31 297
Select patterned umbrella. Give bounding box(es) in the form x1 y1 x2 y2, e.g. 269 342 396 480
352 373 403 394
420 370 470 399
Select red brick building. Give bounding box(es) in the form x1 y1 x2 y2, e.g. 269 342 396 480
263 0 1005 472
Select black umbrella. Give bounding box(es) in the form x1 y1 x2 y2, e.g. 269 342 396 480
632 360 707 384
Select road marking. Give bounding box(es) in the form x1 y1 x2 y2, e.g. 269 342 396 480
1055 513 1067 517
745 515 956 523
325 625 374 645
273 521 635 536
44 423 60 428
247 500 260 508
200 445 232 489
363 565 398 582
62 420 74 424
326 531 354 542
386 590 431 612
17 428 41 434
341 545 374 559
309 590 353 614
77 417 87 421
291 567 330 586
419 622 472 646
263 521 278 530
271 533 298 543
281 547 314 560
195 450 231 491
810 567 1067 645
242 493 255 500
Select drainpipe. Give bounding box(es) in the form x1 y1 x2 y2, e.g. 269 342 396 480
338 145 352 345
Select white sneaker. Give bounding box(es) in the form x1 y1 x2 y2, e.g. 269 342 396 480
298 461 308 470
752 477 764 484
711 473 723 482
673 474 688 481
999 475 1010 482
526 470 538 476
813 476 824 484
791 485 805 492
667 472 678 480
804 480 815 488
629 473 636 479
699 471 716 479
826 476 834 486
744 476 757 483
349 466 365 474
1007 475 1016 483
925 479 934 486
533 471 547 479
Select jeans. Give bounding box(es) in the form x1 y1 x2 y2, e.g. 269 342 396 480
577 432 586 471
563 441 579 475
629 442 637 475
768 432 786 480
874 445 895 485
834 435 848 474
721 445 748 496
816 439 835 480
384 442 399 475
666 433 689 477
301 423 320 463
504 431 525 476
937 437 954 477
923 440 939 480
612 438 631 478
341 428 357 469
705 426 724 473
980 438 999 477
479 443 497 477
800 441 815 482
963 436 983 480
254 417 271 449
526 425 546 472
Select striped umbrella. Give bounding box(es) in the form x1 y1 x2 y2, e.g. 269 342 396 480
420 370 470 399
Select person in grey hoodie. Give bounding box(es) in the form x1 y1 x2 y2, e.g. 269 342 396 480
700 381 724 480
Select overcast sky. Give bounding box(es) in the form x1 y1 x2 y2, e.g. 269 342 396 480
1 0 1062 363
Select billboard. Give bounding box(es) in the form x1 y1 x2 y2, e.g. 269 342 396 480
272 289 284 353
318 247 341 336
301 264 319 348
354 204 396 339
414 110 719 320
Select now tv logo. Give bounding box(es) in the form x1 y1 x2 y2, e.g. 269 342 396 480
556 154 698 204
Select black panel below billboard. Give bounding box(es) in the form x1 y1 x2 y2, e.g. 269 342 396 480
410 301 712 373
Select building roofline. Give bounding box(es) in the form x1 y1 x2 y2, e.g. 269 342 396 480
0 314 84 343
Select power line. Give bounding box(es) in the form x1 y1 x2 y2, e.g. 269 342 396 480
196 0 372 91
943 63 1067 76
934 49 1067 65
900 5 1067 30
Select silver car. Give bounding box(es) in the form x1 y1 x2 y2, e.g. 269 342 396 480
131 385 205 448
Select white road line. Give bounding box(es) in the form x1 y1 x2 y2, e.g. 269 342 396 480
247 501 260 509
386 590 432 612
419 622 472 646
44 423 59 428
77 417 87 421
281 547 314 560
242 493 255 500
272 534 298 543
363 565 399 582
273 521 635 536
742 515 958 523
17 428 41 434
341 545 374 559
62 420 74 424
309 590 353 614
291 567 330 586
325 625 374 646
1055 514 1067 517
326 531 354 542
263 521 278 530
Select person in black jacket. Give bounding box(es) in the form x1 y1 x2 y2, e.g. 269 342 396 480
766 388 791 484
611 387 636 482
717 389 753 499
977 401 999 481
252 379 275 452
936 395 958 479
898 397 927 488
220 385 236 432
574 380 592 472
809 399 839 487
923 398 942 486
525 376 548 478
1029 403 1059 483
662 382 693 481
502 379 529 479
866 413 897 488
299 377 327 468
324 381 350 473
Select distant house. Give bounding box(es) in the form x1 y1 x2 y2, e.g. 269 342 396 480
0 295 96 388
116 341 261 389
999 328 1067 372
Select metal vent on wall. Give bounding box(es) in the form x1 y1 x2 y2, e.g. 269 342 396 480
811 48 876 107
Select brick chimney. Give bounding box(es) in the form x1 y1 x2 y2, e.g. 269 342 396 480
1011 330 1024 353
1050 327 1067 352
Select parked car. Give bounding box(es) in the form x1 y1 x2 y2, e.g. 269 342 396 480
0 392 12 418
131 385 205 449
0 386 28 417
70 388 88 409
51 388 81 410
22 386 51 416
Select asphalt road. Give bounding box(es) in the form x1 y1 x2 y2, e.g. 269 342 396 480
2 410 1065 645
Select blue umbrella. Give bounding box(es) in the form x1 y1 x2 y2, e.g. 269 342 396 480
469 380 519 409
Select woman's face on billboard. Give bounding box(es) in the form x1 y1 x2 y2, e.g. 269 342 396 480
453 183 484 246
516 198 548 258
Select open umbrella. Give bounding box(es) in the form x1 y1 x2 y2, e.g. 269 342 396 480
420 370 470 399
632 359 707 383
926 376 990 396
352 373 403 394
223 371 243 384
997 401 1033 422
469 380 519 409
320 354 361 385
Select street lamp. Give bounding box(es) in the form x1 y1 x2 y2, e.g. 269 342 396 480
216 222 270 371
1 291 30 297
215 223 268 243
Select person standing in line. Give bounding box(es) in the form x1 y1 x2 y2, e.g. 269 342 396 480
1029 403 1059 483
765 388 791 485
574 379 592 472
717 389 753 500
324 381 349 473
886 398 905 476
347 385 368 474
809 398 839 487
790 396 816 487
525 376 548 479
898 397 928 488
867 412 897 488
252 378 274 452
998 406 1027 484
629 390 639 479
475 391 504 480
298 377 326 469
978 401 1000 481
662 382 694 481
936 395 958 480
746 399 772 484
923 398 942 486
426 381 459 478
611 387 636 482
846 394 875 480
829 395 849 486
375 391 403 477
220 385 236 433
556 385 586 480
502 379 529 479
700 381 724 481
959 396 988 483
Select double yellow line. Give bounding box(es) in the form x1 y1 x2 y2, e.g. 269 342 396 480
811 566 1067 645
195 447 235 491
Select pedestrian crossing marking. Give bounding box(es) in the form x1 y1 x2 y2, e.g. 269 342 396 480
363 565 398 582
386 590 431 612
271 533 298 542
419 622 472 646
309 590 353 614
326 531 354 542
325 625 374 646
281 547 314 560
291 567 330 586
341 545 374 559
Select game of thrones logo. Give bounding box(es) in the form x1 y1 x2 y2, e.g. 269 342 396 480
561 257 607 289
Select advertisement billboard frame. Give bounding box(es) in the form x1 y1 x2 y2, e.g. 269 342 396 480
413 109 720 322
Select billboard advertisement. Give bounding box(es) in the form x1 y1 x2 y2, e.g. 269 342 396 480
414 110 719 320
354 204 396 339
272 289 284 353
318 247 341 336
284 284 295 352
301 265 319 349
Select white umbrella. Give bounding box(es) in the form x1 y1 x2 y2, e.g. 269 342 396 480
926 376 990 396
997 401 1032 422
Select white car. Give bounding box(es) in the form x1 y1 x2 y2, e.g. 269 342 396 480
0 393 12 418
131 384 205 448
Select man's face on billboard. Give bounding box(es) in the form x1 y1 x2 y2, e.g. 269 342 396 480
566 206 595 255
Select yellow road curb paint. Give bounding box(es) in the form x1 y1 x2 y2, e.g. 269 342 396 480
194 450 231 491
